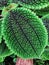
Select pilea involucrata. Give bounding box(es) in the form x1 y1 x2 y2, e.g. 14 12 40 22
2 7 48 59
0 0 49 65
42 14 49 46
12 0 49 10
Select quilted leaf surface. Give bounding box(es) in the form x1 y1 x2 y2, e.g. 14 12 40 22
2 7 48 59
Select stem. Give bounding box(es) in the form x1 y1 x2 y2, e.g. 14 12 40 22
16 57 33 65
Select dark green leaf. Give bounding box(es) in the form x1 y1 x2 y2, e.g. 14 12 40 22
2 7 48 59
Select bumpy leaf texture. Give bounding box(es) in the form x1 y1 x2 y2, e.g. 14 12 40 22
0 19 2 43
0 0 12 10
42 14 49 46
33 6 49 16
12 0 49 10
0 39 13 62
2 7 48 59
41 46 49 60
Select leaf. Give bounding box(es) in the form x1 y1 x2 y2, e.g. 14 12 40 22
41 46 49 60
42 14 49 46
12 0 49 10
0 38 13 58
0 0 12 10
33 6 49 16
2 7 48 59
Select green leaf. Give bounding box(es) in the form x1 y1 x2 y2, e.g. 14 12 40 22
12 0 49 10
42 14 49 46
41 46 49 60
2 7 48 59
33 6 49 16
0 38 13 58
0 0 12 10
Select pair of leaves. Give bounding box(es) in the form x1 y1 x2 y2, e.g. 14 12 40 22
2 7 48 59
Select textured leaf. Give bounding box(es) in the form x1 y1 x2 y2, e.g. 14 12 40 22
42 14 49 46
33 6 49 16
12 0 49 10
0 38 13 58
41 46 49 60
0 19 2 43
0 0 12 10
2 7 48 59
